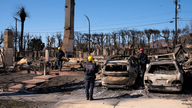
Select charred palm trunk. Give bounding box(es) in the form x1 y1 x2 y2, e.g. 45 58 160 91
20 21 24 55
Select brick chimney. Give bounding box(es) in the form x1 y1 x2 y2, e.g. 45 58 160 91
4 29 13 48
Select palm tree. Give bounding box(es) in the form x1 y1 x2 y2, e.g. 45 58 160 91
15 6 29 54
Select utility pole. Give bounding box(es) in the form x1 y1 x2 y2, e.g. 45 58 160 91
173 0 180 46
175 0 178 45
84 14 90 56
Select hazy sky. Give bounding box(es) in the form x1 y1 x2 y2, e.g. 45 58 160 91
0 0 192 43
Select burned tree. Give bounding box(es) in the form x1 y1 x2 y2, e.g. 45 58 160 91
130 30 137 55
119 30 126 49
145 29 152 48
95 34 101 55
28 37 45 51
139 31 146 49
46 35 51 52
15 6 29 55
100 33 105 55
125 30 131 49
153 30 160 48
0 32 4 47
161 29 170 52
56 32 62 47
74 32 85 53
111 32 117 55
92 33 98 55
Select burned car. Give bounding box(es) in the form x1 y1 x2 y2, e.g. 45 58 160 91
147 53 176 69
93 56 107 71
144 59 184 92
101 56 139 88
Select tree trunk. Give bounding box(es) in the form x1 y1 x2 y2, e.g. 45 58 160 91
20 21 24 55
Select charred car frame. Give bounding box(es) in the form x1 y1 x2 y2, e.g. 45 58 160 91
144 58 184 92
101 56 139 88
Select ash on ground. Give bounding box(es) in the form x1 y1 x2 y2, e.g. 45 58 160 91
1 72 192 108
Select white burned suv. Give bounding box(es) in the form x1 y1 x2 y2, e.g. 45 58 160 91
144 59 184 92
101 56 139 88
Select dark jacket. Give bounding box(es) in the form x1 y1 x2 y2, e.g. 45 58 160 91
138 52 148 66
83 62 97 80
56 50 64 61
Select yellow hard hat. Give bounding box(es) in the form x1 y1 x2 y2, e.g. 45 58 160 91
88 56 93 62
58 47 61 50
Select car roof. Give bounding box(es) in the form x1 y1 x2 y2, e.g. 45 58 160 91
106 59 129 65
150 59 177 64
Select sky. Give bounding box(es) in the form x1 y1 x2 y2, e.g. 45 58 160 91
0 0 192 44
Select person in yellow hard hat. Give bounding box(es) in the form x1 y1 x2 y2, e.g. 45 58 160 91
83 56 98 101
56 47 64 71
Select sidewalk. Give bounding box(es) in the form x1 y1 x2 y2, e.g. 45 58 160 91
51 98 189 108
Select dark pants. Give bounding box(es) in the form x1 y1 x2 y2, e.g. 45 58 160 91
140 64 146 77
58 60 62 71
85 78 95 99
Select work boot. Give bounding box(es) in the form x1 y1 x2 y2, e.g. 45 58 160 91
86 97 89 100
89 97 94 101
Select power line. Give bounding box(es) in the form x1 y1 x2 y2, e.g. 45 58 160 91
24 20 192 34
75 12 174 28
24 31 64 33
180 11 192 13
6 19 14 29
82 2 171 25
24 20 191 33
180 20 192 21
75 21 173 32
24 21 173 34
25 19 174 32
23 18 191 33
26 28 64 31
75 19 174 29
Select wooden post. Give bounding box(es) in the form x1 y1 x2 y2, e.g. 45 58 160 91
44 62 46 75
45 50 49 62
